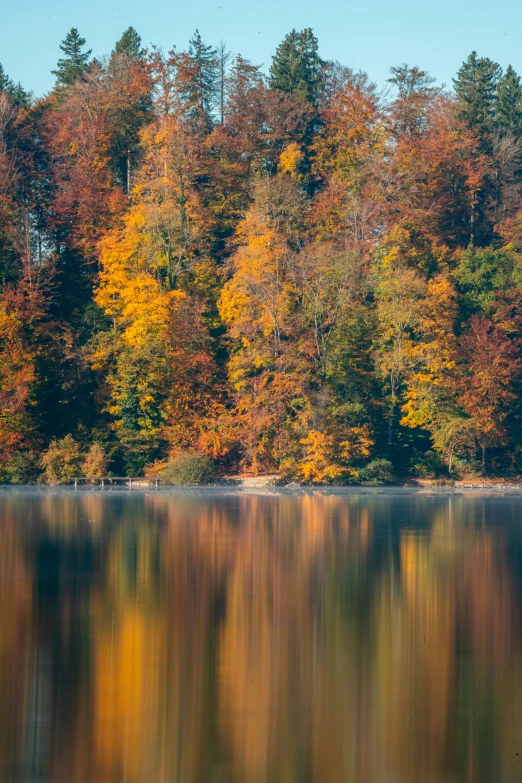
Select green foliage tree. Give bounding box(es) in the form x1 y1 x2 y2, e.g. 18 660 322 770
269 28 323 106
455 246 520 313
0 63 30 106
52 28 92 86
495 65 522 136
453 51 501 136
181 30 218 122
113 26 142 59
161 452 216 484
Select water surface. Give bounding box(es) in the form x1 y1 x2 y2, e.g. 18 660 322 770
1 488 522 783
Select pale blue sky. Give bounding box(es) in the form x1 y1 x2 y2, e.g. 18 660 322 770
2 0 522 98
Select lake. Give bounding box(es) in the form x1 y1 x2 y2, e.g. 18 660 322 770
1 488 522 782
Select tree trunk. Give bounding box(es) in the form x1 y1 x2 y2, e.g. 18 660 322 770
388 403 394 446
481 444 486 476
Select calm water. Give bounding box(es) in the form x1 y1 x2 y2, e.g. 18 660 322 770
1 488 522 782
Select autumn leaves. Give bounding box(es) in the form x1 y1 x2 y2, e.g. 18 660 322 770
1 32 522 479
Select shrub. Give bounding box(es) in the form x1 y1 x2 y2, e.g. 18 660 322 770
0 451 40 484
82 443 108 480
40 435 82 484
358 458 395 485
161 452 216 485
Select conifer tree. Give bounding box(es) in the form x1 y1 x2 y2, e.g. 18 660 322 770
52 28 92 86
216 40 232 125
0 64 13 94
180 30 218 122
113 26 142 59
0 63 30 107
495 65 522 136
269 28 323 106
453 51 501 136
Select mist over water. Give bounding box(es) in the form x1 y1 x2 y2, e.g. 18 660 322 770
0 489 521 782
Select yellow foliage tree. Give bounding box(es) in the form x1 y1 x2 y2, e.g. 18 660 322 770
93 112 224 470
218 175 309 472
297 426 373 484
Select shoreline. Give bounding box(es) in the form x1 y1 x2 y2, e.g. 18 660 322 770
1 483 522 497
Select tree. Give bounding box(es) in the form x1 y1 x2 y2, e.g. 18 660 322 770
0 64 30 107
374 260 426 445
495 65 522 136
93 105 224 469
312 74 385 187
177 30 218 125
40 434 82 483
453 51 501 137
455 246 519 314
52 28 92 87
113 27 142 59
0 301 37 468
383 98 487 248
400 274 470 473
107 42 153 192
82 442 108 478
218 174 308 472
216 40 232 125
0 64 12 93
43 67 127 263
269 28 324 107
458 315 521 474
387 64 439 136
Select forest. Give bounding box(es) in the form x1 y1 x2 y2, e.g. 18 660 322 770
1 26 522 482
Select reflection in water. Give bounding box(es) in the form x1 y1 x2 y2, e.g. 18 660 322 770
0 490 521 782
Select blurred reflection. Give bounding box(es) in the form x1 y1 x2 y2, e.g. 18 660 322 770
0 490 521 782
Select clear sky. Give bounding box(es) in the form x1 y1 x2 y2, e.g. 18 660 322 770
3 0 522 98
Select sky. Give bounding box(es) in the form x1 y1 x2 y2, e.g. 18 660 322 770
2 0 522 98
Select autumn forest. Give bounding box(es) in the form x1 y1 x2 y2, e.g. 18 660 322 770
1 27 522 482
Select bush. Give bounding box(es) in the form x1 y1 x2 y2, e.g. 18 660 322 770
358 458 395 485
161 452 216 485
82 443 108 480
0 451 40 484
40 435 82 484
409 448 448 478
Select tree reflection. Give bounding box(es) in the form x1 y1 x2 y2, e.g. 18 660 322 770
0 491 520 782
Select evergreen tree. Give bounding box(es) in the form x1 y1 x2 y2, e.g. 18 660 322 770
182 30 218 121
52 28 92 86
269 28 323 106
453 51 501 136
495 65 522 136
0 63 13 93
0 63 30 107
216 40 232 125
113 26 142 59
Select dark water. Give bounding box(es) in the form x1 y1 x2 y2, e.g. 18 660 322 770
1 488 522 782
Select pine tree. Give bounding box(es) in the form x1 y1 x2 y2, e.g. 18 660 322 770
495 65 522 136
52 28 92 86
269 28 323 106
113 26 142 59
0 63 13 93
181 30 218 122
0 63 30 107
216 40 232 125
453 51 501 136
